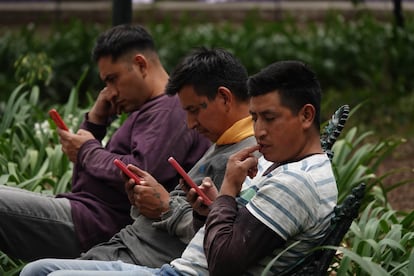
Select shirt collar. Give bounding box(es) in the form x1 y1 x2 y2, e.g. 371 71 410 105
216 116 254 146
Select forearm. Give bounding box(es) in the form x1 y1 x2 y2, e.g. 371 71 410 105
79 113 109 142
77 140 125 184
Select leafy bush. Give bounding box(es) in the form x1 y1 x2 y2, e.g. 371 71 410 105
0 20 102 106
0 12 413 276
332 187 414 275
1 14 414 130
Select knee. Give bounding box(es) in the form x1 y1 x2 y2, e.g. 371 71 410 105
20 258 57 276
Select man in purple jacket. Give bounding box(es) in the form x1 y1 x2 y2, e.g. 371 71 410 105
0 24 210 262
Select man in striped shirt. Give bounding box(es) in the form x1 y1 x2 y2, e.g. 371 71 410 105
20 60 337 276
174 60 338 275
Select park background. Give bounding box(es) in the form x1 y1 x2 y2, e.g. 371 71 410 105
0 0 413 275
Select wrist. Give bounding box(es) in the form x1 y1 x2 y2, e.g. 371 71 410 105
219 189 238 197
160 196 172 220
87 111 108 125
219 181 238 198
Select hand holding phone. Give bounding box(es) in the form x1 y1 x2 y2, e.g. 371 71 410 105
48 109 69 131
113 159 142 185
168 157 212 206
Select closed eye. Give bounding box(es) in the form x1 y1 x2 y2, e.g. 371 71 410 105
104 75 116 84
186 107 199 115
264 116 276 122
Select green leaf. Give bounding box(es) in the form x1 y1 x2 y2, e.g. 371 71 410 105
408 249 414 276
327 246 389 276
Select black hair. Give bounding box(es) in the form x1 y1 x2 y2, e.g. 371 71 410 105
92 24 156 62
165 47 249 102
247 60 322 128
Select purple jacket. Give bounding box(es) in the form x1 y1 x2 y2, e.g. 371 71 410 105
57 94 211 250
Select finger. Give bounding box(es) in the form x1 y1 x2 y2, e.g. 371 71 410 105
100 87 108 94
200 177 213 188
179 180 190 193
125 178 136 189
133 184 144 195
236 144 261 159
192 196 204 209
127 165 146 178
195 196 209 209
187 188 199 203
247 166 258 179
57 128 70 139
77 129 93 138
99 87 113 98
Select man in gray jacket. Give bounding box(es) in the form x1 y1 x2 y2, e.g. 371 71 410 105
72 47 259 267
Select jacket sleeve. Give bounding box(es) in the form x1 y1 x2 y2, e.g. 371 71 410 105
76 106 199 190
151 189 195 244
151 157 228 244
204 195 285 276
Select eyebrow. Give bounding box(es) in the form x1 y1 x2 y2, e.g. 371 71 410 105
183 102 208 111
249 110 276 116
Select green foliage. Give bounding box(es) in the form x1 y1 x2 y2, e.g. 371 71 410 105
0 253 24 276
326 103 408 204
0 82 90 275
0 12 413 276
332 125 405 203
0 20 102 106
1 14 414 129
0 85 79 194
327 108 413 274
331 187 414 275
14 52 53 87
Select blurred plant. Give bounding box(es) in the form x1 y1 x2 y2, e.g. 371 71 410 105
330 186 414 275
14 52 53 87
330 103 407 204
1 14 413 275
1 15 414 131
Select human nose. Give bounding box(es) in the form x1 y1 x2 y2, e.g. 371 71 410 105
254 120 267 139
186 113 198 129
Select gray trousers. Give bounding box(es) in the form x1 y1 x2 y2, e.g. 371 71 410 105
0 185 82 261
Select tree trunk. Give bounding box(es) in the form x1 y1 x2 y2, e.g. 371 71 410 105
393 0 404 28
112 0 132 26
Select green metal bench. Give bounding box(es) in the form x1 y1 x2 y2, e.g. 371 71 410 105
320 104 350 161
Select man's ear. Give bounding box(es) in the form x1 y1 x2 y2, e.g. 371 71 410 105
217 86 233 109
133 54 148 76
300 104 315 128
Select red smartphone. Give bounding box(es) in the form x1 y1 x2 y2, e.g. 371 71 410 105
168 157 212 206
48 109 69 131
113 159 142 185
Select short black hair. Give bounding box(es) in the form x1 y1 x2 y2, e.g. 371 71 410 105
248 60 322 128
92 24 156 62
165 47 249 102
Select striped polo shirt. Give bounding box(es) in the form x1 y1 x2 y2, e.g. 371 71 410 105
171 153 337 275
